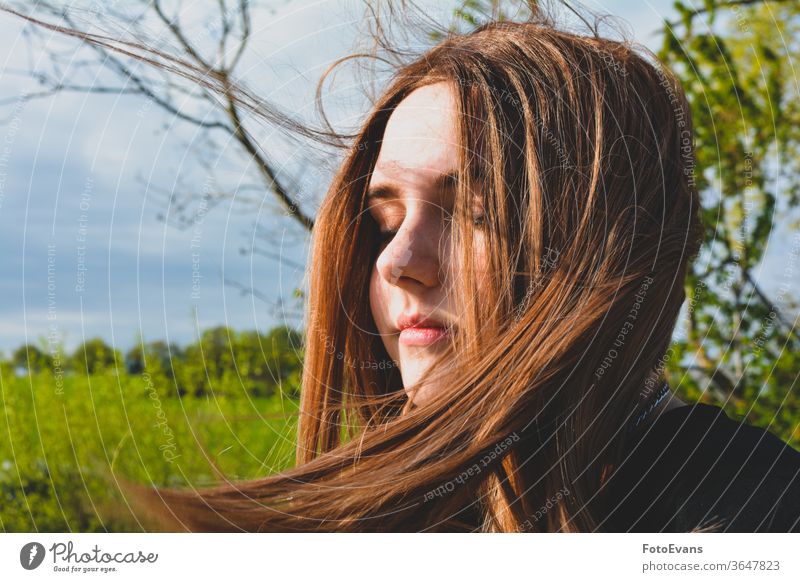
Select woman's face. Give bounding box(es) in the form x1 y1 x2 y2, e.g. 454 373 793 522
367 81 488 408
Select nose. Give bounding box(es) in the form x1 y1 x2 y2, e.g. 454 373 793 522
375 212 444 289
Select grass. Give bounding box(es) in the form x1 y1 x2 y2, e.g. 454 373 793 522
3 365 798 532
0 369 298 532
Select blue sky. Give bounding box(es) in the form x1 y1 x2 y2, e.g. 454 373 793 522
1 0 790 357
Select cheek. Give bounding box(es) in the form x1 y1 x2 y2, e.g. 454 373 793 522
369 264 400 363
369 263 391 334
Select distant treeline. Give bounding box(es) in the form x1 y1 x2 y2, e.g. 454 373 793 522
3 325 304 398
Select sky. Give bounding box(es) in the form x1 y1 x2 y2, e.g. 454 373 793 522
0 0 790 357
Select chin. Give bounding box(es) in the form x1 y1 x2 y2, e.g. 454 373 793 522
405 386 435 408
401 374 437 408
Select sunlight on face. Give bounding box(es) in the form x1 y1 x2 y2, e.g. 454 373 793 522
367 82 488 408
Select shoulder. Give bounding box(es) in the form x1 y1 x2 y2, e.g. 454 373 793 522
599 402 800 532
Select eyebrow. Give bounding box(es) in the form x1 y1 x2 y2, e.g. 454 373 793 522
365 169 460 201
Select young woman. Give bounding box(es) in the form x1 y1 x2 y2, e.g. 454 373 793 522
8 4 800 532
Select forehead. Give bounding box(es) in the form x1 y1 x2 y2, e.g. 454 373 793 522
370 82 460 185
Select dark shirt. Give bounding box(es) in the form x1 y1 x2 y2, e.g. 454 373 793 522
599 402 800 532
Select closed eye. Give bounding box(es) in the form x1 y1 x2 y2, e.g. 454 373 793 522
375 210 485 249
379 229 398 244
443 213 487 228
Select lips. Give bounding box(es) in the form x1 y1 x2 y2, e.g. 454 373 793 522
396 312 451 346
399 326 450 346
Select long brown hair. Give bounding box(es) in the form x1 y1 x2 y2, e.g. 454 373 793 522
4 2 703 531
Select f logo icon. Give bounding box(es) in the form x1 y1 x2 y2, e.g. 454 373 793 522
20 542 46 570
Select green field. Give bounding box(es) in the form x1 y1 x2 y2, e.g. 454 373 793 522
0 369 299 532
2 358 798 532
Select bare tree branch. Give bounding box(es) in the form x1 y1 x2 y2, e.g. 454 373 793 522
224 83 315 230
152 0 212 71
249 246 306 271
0 84 141 107
216 0 230 67
229 0 251 71
2 0 317 232
224 278 304 324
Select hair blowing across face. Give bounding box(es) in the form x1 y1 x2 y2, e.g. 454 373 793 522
5 3 704 531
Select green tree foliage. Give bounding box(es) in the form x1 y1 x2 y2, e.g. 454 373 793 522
2 324 305 401
125 340 180 376
657 0 800 439
11 344 52 373
125 340 184 399
177 326 237 397
4 325 305 394
176 325 304 398
70 338 123 375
